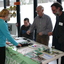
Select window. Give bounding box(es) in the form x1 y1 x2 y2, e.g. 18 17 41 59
20 0 33 26
7 0 17 23
62 0 64 11
0 0 4 10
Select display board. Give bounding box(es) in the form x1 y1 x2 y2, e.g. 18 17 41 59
8 23 17 35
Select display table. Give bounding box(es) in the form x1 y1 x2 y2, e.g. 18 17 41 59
6 37 64 64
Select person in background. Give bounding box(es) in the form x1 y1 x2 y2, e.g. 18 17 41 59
19 18 33 40
0 9 21 64
27 5 52 46
49 2 64 64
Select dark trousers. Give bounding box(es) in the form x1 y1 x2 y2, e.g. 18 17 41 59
0 47 5 64
52 35 64 64
36 34 49 46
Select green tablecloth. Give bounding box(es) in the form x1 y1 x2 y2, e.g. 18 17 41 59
6 47 40 64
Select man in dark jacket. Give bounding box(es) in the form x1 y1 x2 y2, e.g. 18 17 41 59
19 18 33 40
49 2 64 64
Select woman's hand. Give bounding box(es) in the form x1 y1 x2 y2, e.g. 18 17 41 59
18 44 22 47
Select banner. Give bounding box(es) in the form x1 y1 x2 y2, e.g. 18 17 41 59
5 47 40 64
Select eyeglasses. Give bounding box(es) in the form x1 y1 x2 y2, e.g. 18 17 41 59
35 10 41 13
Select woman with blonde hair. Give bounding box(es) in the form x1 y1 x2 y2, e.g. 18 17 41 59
0 9 21 64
